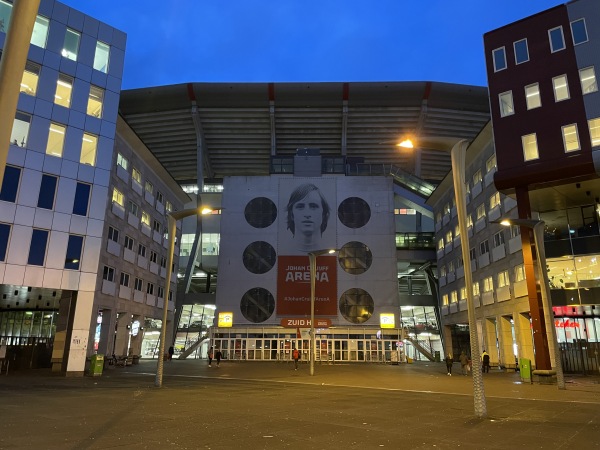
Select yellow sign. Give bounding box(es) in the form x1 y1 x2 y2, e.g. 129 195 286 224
380 313 395 329
218 312 233 327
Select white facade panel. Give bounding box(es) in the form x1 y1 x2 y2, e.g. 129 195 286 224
81 236 102 273
34 208 54 230
24 266 45 287
14 205 36 227
7 225 32 265
89 185 109 220
45 230 68 270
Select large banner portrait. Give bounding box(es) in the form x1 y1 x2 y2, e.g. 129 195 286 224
277 179 337 316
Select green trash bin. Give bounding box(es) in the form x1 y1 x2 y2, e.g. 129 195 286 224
89 354 104 377
434 351 441 362
519 357 531 383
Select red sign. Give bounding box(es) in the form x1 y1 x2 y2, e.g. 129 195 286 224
280 318 332 328
555 319 580 328
277 255 337 316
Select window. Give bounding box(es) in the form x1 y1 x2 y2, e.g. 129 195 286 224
525 83 541 110
54 74 73 108
46 123 66 157
486 155 497 173
28 229 49 266
37 174 58 209
570 18 588 45
437 238 444 251
72 182 91 216
493 231 505 248
498 91 514 117
94 41 110 73
119 272 130 287
509 225 521 239
112 187 124 207
514 264 525 282
514 39 529 64
0 1 11 33
476 204 486 220
588 118 600 147
522 133 539 161
473 169 482 185
160 256 167 268
11 112 30 147
480 240 490 255
442 294 449 306
141 211 151 226
553 75 570 102
127 200 139 217
483 276 494 292
492 47 507 72
132 167 142 184
460 287 467 301
31 15 49 48
443 203 451 215
448 260 455 273
165 201 173 213
489 192 501 210
454 225 460 237
157 286 164 299
456 256 463 268
0 165 21 203
150 250 158 264
445 230 453 244
87 86 104 118
466 215 473 229
156 191 164 204
435 212 442 224
124 235 134 251
103 266 115 282
134 278 143 291
146 283 154 296
21 62 40 96
469 248 476 262
108 226 119 243
153 219 161 233
62 28 80 61
0 222 11 261
562 124 580 152
549 26 565 53
117 153 128 170
497 270 509 288
81 133 98 166
64 235 83 270
450 291 458 303
440 266 447 278
472 281 480 296
145 181 153 195
579 67 598 94
138 243 146 258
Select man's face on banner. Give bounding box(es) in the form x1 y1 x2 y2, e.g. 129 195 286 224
292 190 323 237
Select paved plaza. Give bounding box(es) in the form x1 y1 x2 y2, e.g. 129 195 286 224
0 359 599 449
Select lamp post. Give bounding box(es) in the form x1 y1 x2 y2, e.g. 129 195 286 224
498 218 565 389
308 249 338 376
155 206 213 387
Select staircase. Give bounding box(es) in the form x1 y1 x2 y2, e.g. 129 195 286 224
177 335 209 360
405 337 436 362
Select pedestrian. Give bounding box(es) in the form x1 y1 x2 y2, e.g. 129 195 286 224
216 349 222 367
168 345 174 361
292 347 300 370
481 350 490 373
459 351 469 376
208 347 214 367
445 353 453 376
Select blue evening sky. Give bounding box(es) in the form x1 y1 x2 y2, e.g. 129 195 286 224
61 1 565 90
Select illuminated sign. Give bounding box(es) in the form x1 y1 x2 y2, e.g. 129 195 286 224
131 320 140 337
380 313 395 329
218 312 233 327
280 318 331 328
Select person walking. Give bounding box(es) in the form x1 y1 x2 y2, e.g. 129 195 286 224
208 347 214 367
292 347 300 370
445 353 453 376
168 345 174 361
459 351 469 376
215 349 222 367
481 349 490 373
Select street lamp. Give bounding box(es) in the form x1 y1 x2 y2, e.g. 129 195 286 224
498 218 566 389
155 206 214 387
307 249 339 376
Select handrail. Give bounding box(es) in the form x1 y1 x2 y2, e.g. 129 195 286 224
346 163 436 198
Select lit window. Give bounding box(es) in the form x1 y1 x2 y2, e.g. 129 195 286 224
165 201 173 213
489 192 501 210
476 204 486 220
486 155 496 173
589 118 600 147
145 181 153 194
570 19 588 45
132 167 141 184
442 294 449 306
579 67 598 94
460 287 467 301
514 264 525 282
10 112 30 147
497 270 509 288
454 225 460 237
466 215 473 229
448 260 455 273
437 238 444 251
548 26 565 53
514 39 529 64
552 75 570 102
46 123 66 157
141 211 151 226
472 282 480 296
498 91 514 117
562 124 580 152
483 276 494 292
80 133 98 166
522 133 539 161
117 153 128 170
87 85 104 118
112 187 124 207
62 28 80 61
31 15 49 48
94 41 110 73
525 83 541 110
440 266 447 277
473 169 482 185
450 291 458 303
21 62 40 96
445 230 453 244
54 74 73 108
492 47 507 72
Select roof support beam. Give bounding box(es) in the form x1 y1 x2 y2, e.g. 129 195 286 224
341 83 349 156
269 83 277 156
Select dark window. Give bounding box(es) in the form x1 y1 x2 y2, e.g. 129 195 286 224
108 226 119 243
514 39 529 64
138 244 146 257
124 235 134 250
72 182 91 215
150 251 157 263
339 288 374 324
549 26 565 52
244 197 277 228
37 174 58 209
134 278 143 291
0 223 10 261
27 229 49 265
64 234 83 269
0 165 21 203
571 19 588 45
240 287 275 323
338 241 372 275
338 197 371 229
120 272 130 287
103 265 115 282
243 241 276 274
146 283 154 295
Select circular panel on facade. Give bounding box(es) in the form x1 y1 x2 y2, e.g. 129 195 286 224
240 287 275 323
338 241 373 275
244 197 277 228
337 197 371 229
243 241 276 274
339 288 374 324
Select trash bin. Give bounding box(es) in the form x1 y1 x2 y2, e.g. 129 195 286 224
434 351 441 362
89 354 104 377
519 357 531 383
